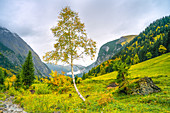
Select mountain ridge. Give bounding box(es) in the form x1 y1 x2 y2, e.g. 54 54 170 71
0 26 51 76
82 35 137 73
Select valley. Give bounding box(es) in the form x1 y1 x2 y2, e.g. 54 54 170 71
0 53 169 112
0 2 169 113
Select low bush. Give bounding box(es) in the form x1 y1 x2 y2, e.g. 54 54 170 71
32 84 52 94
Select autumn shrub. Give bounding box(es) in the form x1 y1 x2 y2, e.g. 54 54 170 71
0 85 5 91
41 70 72 93
0 93 6 101
97 94 114 106
8 87 17 96
14 96 24 104
4 75 17 90
76 77 82 84
17 87 25 94
32 84 52 94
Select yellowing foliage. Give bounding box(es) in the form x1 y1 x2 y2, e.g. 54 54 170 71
41 70 72 93
4 75 17 89
11 75 17 82
97 93 114 106
156 26 160 32
159 45 167 54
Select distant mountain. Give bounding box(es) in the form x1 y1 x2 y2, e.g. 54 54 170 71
46 63 85 75
0 26 51 76
83 35 137 73
86 15 170 77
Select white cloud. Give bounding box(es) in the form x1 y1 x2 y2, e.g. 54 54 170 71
0 0 170 66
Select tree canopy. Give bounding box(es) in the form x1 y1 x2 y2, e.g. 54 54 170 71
43 6 97 101
43 7 96 64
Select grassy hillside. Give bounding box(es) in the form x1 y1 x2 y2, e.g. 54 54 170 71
93 52 170 81
1 53 169 112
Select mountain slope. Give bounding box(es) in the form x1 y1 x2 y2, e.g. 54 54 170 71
86 15 170 77
84 35 136 73
92 52 170 81
0 26 50 76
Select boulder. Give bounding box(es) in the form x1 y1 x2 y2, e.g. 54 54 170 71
119 77 161 95
69 94 72 98
132 77 161 95
85 95 90 98
30 90 35 94
107 82 118 88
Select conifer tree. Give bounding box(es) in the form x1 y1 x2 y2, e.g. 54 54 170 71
82 73 86 80
125 55 131 64
113 61 130 83
133 54 140 64
21 51 35 87
4 70 8 77
0 67 4 85
15 73 22 88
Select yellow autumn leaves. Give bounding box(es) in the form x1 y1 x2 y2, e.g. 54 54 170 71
4 75 17 89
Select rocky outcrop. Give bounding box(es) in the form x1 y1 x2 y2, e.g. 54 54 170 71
0 96 27 113
132 77 161 95
119 77 161 95
0 26 50 76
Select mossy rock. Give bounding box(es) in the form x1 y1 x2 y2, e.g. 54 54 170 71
119 77 161 95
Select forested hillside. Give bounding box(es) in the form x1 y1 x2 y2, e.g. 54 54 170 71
84 16 170 78
0 26 51 76
83 35 136 74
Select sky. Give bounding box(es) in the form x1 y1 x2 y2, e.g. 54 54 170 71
0 0 170 66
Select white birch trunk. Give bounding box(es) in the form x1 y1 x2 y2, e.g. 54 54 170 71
71 62 85 101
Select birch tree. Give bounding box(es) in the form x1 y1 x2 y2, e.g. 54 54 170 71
43 7 96 101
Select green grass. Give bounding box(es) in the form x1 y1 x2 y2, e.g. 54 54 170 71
6 53 170 113
0 93 6 101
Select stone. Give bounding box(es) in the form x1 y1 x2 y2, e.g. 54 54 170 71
119 77 161 95
56 107 60 110
53 111 61 113
0 96 27 113
132 77 161 95
69 94 72 98
107 82 118 88
30 89 35 94
85 95 90 98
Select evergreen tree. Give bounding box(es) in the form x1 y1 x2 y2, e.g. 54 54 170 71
113 61 130 83
21 51 35 87
4 70 8 77
100 65 106 75
82 73 86 80
133 54 140 64
75 75 78 83
0 67 4 85
125 55 131 64
15 73 22 88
